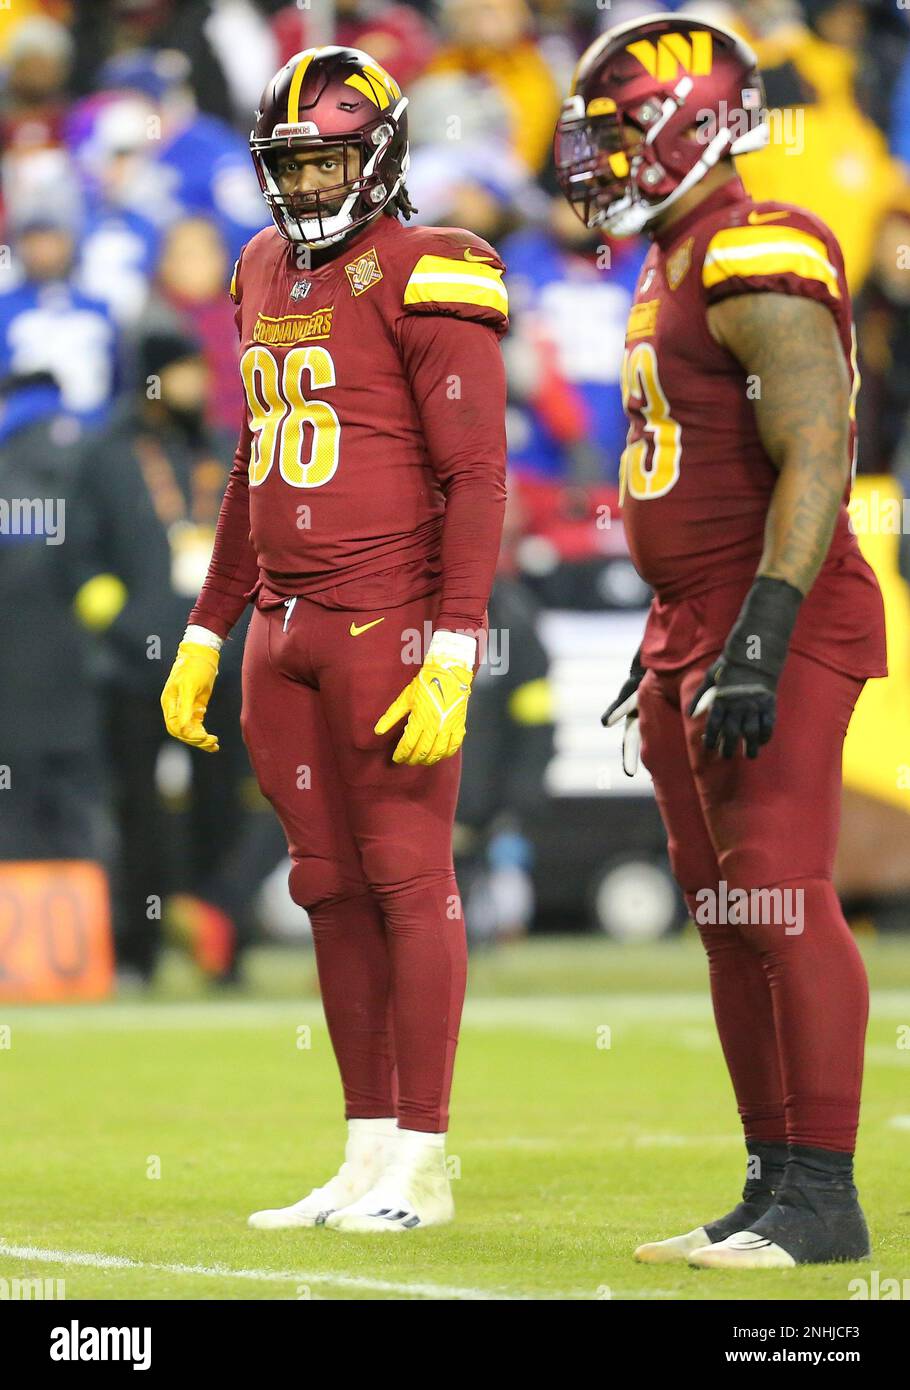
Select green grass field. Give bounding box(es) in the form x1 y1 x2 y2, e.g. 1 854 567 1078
2 935 909 1301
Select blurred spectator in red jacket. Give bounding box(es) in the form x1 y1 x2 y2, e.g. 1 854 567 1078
144 215 244 435
0 17 72 178
272 0 438 88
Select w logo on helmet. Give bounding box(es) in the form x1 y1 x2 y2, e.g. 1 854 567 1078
344 58 401 111
626 31 713 81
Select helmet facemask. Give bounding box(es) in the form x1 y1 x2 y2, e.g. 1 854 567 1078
555 94 638 235
251 106 408 249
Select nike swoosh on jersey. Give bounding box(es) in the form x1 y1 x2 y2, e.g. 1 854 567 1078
463 249 495 262
349 618 385 637
747 210 791 224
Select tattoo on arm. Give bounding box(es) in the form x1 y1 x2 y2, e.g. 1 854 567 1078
706 292 851 595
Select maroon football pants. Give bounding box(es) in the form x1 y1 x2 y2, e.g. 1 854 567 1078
240 591 466 1133
637 650 868 1153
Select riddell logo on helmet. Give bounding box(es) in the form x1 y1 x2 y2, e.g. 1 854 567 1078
625 31 714 80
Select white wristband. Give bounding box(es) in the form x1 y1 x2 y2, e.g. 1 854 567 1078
184 624 224 653
428 629 477 667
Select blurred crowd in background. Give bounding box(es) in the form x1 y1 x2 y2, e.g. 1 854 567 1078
3 0 910 989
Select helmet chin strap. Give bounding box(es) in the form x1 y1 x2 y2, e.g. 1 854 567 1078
598 119 769 237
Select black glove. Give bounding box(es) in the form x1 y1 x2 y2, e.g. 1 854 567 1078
603 647 646 777
688 577 803 759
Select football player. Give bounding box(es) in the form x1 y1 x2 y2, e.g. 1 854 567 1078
556 15 886 1268
161 46 508 1232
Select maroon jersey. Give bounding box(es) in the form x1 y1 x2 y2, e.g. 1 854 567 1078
190 213 508 638
620 177 885 679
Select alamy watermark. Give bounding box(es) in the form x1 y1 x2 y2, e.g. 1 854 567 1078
0 497 64 545
693 881 804 935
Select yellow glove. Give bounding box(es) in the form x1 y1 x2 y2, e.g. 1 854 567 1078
374 631 475 766
161 639 220 753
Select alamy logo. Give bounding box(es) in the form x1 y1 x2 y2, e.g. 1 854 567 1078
50 1321 151 1371
0 1276 64 1299
0 497 64 545
693 881 804 935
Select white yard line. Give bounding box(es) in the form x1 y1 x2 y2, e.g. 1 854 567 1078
3 989 908 1033
0 1240 586 1301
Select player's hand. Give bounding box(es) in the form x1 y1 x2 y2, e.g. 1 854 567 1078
375 652 474 766
602 648 645 777
688 659 777 760
161 641 220 753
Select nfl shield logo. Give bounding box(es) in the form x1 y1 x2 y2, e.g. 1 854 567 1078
290 280 312 301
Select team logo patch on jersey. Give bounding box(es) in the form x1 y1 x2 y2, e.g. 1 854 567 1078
627 299 659 341
290 280 312 301
666 237 694 291
252 306 334 344
345 247 383 296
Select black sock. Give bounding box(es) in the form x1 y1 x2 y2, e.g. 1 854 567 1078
744 1147 870 1262
743 1140 789 1200
703 1139 788 1243
781 1144 857 1199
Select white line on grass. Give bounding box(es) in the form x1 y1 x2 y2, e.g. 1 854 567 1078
0 1240 584 1301
6 990 910 1033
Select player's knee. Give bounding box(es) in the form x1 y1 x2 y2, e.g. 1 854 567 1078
699 875 834 949
288 857 364 913
358 841 436 895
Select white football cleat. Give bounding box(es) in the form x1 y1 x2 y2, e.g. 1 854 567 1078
634 1227 711 1264
688 1230 796 1269
247 1118 397 1230
325 1130 453 1234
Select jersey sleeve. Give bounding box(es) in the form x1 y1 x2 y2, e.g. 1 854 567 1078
401 229 509 337
397 311 507 634
701 211 845 315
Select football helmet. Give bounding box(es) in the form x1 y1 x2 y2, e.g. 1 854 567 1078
555 13 769 237
250 45 410 248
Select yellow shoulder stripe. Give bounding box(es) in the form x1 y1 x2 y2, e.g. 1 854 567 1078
229 259 239 302
702 225 840 298
404 254 508 313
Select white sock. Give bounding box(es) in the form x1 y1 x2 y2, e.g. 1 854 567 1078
396 1127 446 1158
348 1116 397 1142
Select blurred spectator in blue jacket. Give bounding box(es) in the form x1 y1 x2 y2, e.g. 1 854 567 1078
66 91 164 327
0 191 119 427
502 192 645 485
94 47 268 263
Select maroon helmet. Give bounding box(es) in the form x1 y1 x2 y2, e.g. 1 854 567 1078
250 46 410 248
555 13 768 237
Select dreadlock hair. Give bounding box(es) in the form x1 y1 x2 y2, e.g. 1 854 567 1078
388 183 418 220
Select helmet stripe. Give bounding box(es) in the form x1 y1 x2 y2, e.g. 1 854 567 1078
287 50 316 123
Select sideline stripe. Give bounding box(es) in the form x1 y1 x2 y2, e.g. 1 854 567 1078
0 1241 580 1301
